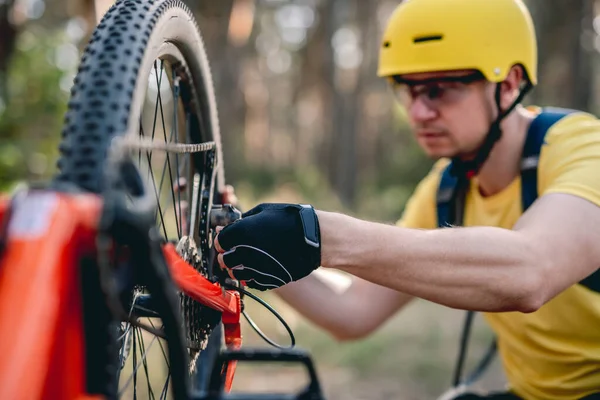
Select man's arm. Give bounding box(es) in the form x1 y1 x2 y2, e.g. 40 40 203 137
271 170 438 340
274 272 414 340
319 192 600 313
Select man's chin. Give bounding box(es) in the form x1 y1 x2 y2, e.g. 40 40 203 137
421 147 457 160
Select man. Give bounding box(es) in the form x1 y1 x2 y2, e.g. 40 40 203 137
213 0 600 399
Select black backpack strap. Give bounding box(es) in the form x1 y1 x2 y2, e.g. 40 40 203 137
523 108 600 294
521 107 576 211
437 163 479 387
440 107 577 225
437 163 469 229
437 164 458 228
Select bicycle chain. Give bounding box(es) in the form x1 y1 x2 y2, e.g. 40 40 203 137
199 148 216 280
112 135 216 154
186 147 222 351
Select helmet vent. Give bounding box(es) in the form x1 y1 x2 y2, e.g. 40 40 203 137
413 34 443 44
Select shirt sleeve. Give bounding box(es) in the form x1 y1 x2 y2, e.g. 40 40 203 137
395 159 447 229
538 112 600 208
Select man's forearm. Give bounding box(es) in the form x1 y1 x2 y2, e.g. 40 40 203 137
317 210 545 313
274 272 410 340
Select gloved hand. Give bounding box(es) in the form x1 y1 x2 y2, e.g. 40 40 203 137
214 203 321 290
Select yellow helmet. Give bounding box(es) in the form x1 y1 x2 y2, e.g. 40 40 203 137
377 0 537 85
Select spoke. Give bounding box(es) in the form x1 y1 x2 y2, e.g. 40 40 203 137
117 292 143 384
151 60 165 144
132 326 138 399
148 319 170 368
172 70 183 237
138 120 143 165
153 121 178 239
117 324 131 383
143 59 165 184
154 62 177 201
146 150 153 187
148 319 171 400
174 156 183 238
119 327 160 396
147 152 169 239
153 140 175 227
139 120 151 183
186 115 198 238
160 373 171 400
155 61 180 239
136 325 156 400
148 60 165 224
155 121 178 212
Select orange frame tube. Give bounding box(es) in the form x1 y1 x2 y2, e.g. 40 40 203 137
163 243 242 391
0 192 242 398
0 191 102 400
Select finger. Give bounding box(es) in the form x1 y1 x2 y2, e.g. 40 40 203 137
224 194 239 206
222 247 288 286
214 221 247 251
176 200 188 212
173 177 187 193
240 203 265 218
226 266 282 291
175 200 189 234
181 220 188 237
224 185 235 195
217 254 237 281
239 203 289 218
217 253 237 280
214 233 225 253
221 185 238 205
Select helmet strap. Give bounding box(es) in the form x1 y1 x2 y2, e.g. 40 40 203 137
450 81 533 180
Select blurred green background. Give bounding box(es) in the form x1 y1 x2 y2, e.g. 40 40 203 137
1 0 599 399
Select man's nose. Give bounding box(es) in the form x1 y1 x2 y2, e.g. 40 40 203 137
408 96 438 122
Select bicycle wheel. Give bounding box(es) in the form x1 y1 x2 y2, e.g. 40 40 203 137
56 0 225 397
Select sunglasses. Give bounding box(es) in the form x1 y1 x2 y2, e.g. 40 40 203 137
389 72 486 110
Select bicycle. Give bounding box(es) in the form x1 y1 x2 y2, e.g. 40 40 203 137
0 0 324 399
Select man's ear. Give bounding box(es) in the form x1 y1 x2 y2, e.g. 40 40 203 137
500 65 526 109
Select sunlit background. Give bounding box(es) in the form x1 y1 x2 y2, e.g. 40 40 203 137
1 0 599 399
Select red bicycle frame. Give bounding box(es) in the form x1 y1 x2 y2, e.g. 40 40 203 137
163 243 242 388
0 190 241 399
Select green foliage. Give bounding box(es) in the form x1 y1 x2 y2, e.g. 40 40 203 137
0 25 73 191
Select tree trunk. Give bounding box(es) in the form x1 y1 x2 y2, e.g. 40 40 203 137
570 0 594 111
188 0 250 183
0 1 18 99
528 0 593 110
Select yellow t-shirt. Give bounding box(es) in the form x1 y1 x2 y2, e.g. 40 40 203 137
397 110 600 399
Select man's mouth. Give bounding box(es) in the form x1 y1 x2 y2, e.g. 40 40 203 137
417 130 446 138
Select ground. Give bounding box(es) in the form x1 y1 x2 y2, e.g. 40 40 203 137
231 292 508 400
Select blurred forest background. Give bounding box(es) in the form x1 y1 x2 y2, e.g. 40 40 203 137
1 0 599 399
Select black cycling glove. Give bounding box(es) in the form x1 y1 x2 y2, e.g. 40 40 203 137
216 203 321 291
